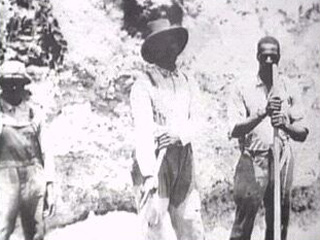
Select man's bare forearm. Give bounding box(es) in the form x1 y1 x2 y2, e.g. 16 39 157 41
281 123 309 142
231 109 267 138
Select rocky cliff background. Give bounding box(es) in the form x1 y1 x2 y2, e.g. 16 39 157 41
1 0 320 239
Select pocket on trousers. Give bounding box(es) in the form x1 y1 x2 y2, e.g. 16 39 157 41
27 164 46 197
233 152 256 202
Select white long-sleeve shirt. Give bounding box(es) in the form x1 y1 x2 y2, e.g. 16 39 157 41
130 65 199 176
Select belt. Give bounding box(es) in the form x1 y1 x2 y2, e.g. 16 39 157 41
0 157 42 169
246 149 271 158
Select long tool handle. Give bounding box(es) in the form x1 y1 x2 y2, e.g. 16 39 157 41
272 63 281 240
139 148 167 209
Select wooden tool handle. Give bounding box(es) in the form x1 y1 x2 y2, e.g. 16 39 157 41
139 148 167 209
272 63 281 240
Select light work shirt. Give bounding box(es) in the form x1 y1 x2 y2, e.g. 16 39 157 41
228 74 306 152
0 96 55 182
130 65 199 177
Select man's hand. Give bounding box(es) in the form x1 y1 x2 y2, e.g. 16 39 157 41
141 184 169 229
139 176 157 209
43 182 56 218
143 176 158 196
147 195 168 228
266 96 282 116
157 132 181 150
271 111 287 129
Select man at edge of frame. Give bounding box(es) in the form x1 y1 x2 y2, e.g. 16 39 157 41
0 60 55 240
228 36 309 240
129 12 205 240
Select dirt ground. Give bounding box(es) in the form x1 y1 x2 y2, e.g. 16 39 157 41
10 210 320 240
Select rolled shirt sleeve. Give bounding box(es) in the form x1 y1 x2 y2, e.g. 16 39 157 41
286 84 310 131
130 77 157 177
227 81 247 139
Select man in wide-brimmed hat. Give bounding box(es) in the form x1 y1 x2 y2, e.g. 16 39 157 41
0 60 55 240
130 16 205 240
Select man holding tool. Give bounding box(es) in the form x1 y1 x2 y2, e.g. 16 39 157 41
228 36 309 240
130 15 205 240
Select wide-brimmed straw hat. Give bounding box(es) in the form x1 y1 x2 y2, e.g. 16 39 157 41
141 18 188 63
0 60 31 85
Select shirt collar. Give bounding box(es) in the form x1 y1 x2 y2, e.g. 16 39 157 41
153 64 179 78
256 74 265 87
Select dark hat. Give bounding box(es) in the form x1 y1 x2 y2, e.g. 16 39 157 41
0 60 31 85
141 18 188 63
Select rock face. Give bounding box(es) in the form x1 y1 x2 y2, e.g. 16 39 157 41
2 0 320 236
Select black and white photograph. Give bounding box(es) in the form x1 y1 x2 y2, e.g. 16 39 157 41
0 0 319 239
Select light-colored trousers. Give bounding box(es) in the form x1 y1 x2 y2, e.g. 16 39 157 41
0 164 46 240
132 144 205 240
